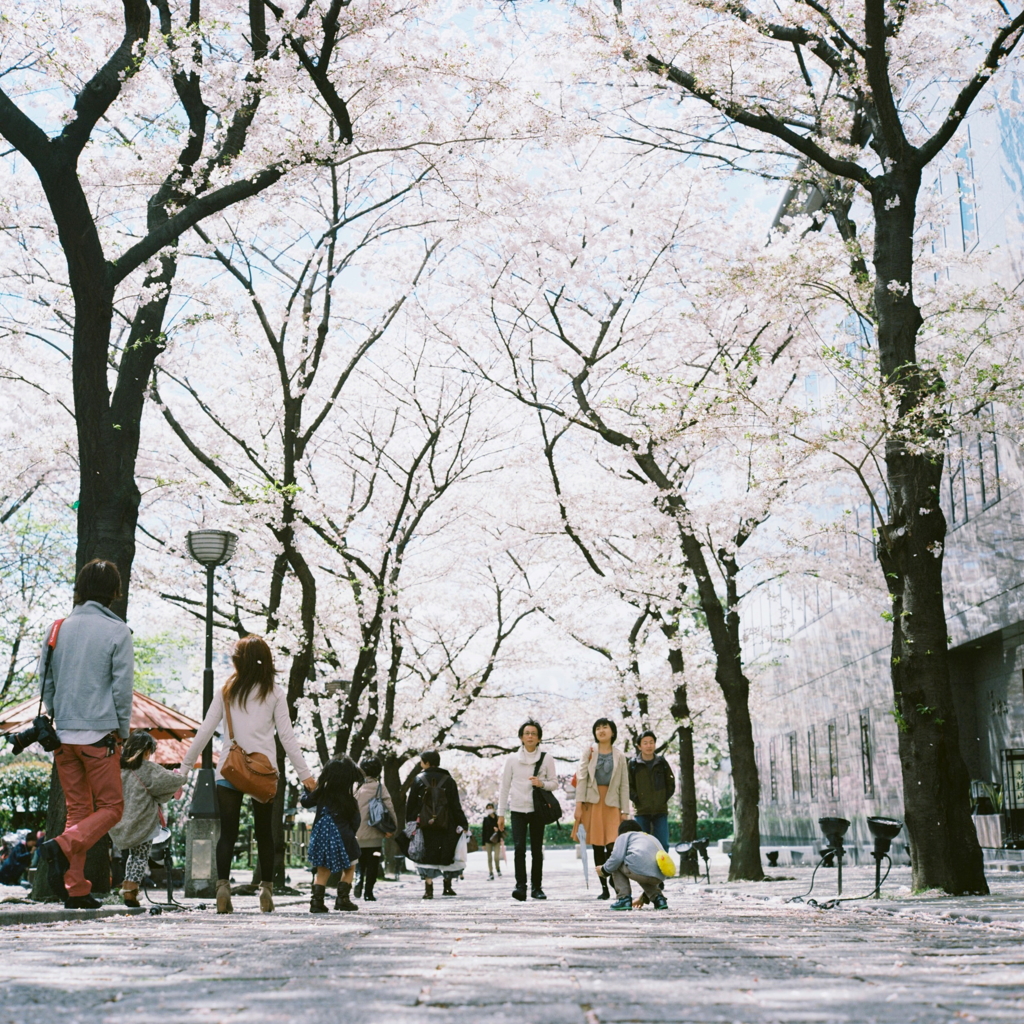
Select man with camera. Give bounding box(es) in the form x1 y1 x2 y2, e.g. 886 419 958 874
36 559 134 909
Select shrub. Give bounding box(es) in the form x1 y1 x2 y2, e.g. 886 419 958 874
0 760 52 834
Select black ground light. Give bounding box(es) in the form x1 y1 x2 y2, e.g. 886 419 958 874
867 816 903 898
676 837 711 883
818 816 851 895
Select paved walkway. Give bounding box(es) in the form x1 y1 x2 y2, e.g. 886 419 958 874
3 850 1024 1023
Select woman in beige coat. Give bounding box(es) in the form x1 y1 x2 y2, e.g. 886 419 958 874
571 718 631 899
353 756 396 901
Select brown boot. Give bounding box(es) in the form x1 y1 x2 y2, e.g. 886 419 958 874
259 881 274 913
121 882 140 908
422 879 433 900
216 879 233 914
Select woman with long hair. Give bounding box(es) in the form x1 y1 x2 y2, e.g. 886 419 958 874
571 717 631 899
302 757 364 912
181 635 315 914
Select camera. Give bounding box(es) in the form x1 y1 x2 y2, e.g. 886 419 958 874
8 714 60 755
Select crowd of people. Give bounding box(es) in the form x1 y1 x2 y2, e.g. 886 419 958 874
17 557 682 914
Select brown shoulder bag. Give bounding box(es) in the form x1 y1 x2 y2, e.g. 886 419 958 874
219 688 279 804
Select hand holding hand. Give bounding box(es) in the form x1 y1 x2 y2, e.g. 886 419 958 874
302 777 316 791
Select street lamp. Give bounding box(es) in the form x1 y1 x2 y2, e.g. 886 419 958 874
185 529 237 818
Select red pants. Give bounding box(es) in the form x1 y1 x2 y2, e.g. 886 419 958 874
53 743 124 896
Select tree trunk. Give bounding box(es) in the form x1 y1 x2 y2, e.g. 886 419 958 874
872 177 987 894
670 679 698 841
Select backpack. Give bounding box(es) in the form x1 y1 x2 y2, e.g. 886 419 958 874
419 774 450 830
367 781 396 834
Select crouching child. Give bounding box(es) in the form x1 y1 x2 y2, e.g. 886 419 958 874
596 819 669 910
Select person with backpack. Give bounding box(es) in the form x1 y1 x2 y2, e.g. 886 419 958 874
353 756 396 901
108 731 187 907
405 750 469 898
36 559 134 909
497 719 558 901
627 730 676 851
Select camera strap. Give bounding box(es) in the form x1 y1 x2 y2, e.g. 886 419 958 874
37 618 65 718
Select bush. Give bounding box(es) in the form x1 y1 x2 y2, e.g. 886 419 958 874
670 817 734 844
0 760 52 834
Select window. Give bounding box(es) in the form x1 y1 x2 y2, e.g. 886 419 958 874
979 418 1001 510
828 721 840 800
860 711 875 798
807 725 817 800
769 739 779 803
789 732 800 798
957 133 978 252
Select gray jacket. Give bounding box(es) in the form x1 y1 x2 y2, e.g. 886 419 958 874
39 601 134 738
603 829 665 878
109 759 183 850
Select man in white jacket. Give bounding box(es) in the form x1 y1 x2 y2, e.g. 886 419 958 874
498 719 558 901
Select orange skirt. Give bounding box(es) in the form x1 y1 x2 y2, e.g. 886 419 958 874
576 785 621 847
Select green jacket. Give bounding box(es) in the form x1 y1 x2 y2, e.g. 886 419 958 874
627 754 676 816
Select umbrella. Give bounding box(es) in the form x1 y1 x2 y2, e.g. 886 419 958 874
577 821 590 889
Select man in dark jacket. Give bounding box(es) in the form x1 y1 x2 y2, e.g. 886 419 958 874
628 731 676 851
406 750 469 898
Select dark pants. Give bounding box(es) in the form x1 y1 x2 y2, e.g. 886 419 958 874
635 812 669 850
358 847 380 895
510 811 545 890
54 742 124 896
216 784 274 882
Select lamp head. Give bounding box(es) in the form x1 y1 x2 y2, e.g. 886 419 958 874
818 816 850 850
867 816 903 857
186 530 238 567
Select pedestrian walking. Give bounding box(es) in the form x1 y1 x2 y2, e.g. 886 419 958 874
108 731 187 907
37 559 133 909
481 803 503 880
302 757 363 913
627 730 676 851
406 750 469 898
571 717 630 900
353 756 396 902
498 719 558 901
180 634 316 914
597 819 670 910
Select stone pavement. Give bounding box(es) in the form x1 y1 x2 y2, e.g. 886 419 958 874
3 849 1024 1024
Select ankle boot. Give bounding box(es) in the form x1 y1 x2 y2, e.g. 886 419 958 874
259 881 274 913
442 878 457 896
216 879 234 914
597 876 610 900
121 882 140 908
422 879 433 900
334 881 359 912
363 883 376 902
310 883 329 914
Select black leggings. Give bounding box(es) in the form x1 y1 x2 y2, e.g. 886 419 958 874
592 842 615 881
216 785 275 883
358 848 380 894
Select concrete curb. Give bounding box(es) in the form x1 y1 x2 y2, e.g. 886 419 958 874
0 905 147 927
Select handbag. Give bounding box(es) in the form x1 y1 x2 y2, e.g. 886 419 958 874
404 820 425 863
467 832 479 853
367 781 397 834
219 689 279 804
531 752 562 824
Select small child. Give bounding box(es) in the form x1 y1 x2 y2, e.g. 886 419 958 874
301 757 363 913
109 731 186 907
596 819 670 911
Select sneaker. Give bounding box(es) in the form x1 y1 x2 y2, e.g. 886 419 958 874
610 896 632 911
488 873 494 880
64 894 103 910
511 886 527 901
652 893 668 910
39 840 69 895
531 889 547 900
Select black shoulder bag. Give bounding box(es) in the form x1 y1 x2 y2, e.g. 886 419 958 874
531 752 562 824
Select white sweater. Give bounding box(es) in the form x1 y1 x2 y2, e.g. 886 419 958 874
182 685 312 782
499 746 558 815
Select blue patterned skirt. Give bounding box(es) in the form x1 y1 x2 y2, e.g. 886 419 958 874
308 815 352 873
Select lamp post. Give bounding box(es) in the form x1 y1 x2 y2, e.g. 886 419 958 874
183 529 237 897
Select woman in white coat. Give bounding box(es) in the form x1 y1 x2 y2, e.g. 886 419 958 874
181 635 316 914
497 719 558 901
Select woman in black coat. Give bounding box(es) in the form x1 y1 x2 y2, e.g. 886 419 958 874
405 749 469 898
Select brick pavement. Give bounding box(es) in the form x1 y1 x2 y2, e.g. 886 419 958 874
2 849 1023 1023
